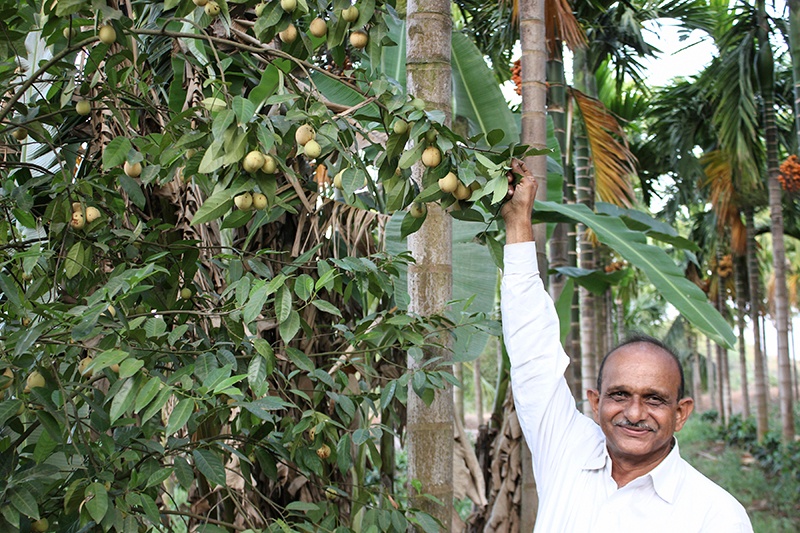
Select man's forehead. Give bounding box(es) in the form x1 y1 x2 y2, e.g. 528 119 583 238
602 344 681 387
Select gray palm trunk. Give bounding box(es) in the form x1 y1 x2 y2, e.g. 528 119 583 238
404 0 454 526
757 7 795 440
519 0 548 528
745 207 769 438
734 254 751 418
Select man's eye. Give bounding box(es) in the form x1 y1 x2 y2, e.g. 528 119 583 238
646 398 665 406
610 392 627 400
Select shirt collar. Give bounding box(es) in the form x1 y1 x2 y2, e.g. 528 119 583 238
582 437 685 504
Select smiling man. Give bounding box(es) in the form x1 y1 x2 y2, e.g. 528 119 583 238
501 160 753 532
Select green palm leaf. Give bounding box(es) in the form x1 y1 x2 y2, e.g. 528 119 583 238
535 201 735 348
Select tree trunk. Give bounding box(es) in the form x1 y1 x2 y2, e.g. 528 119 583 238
690 333 703 410
734 254 751 418
715 259 732 424
573 49 597 415
455 363 464 424
745 206 768 438
706 336 716 415
405 0 454 525
757 3 795 441
519 0 547 528
789 0 800 150
474 357 483 425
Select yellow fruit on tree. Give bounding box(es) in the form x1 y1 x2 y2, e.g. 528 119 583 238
124 161 142 178
72 202 82 213
279 24 298 44
409 202 427 218
295 124 316 146
254 2 266 16
12 128 27 141
98 25 116 45
349 30 368 49
252 193 268 210
24 371 45 393
205 1 221 17
342 5 359 22
85 206 101 223
76 100 91 116
79 356 94 378
63 27 77 39
1 368 13 390
304 139 322 159
310 18 327 37
193 0 208 5
262 154 277 174
421 146 441 167
453 182 472 201
333 169 345 189
70 211 85 230
234 192 253 210
280 0 297 12
31 518 49 532
243 151 266 173
180 287 193 299
438 172 458 193
316 444 331 459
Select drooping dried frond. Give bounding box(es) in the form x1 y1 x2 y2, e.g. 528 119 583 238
701 150 736 226
571 89 636 207
544 0 587 55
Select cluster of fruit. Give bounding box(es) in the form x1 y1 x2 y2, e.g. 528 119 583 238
778 155 800 193
70 202 102 230
511 59 522 96
716 254 733 278
260 0 367 49
603 260 625 273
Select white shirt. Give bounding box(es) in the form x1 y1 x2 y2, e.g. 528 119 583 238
501 242 753 532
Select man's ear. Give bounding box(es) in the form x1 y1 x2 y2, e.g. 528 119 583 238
587 389 600 420
674 397 694 432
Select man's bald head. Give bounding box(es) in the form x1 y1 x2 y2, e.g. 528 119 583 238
596 334 686 399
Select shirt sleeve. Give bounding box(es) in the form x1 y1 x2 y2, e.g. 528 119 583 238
501 241 599 490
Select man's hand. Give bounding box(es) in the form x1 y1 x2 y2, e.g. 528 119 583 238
501 158 538 244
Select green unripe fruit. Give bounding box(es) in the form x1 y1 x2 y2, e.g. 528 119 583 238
180 287 193 299
342 5 359 22
281 0 297 12
76 100 91 116
393 120 408 135
304 139 322 159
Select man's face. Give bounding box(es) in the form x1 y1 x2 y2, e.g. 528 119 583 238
587 343 694 469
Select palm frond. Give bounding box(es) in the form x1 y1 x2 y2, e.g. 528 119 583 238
545 0 587 55
572 88 636 207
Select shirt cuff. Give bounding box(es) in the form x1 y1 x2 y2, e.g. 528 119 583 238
503 241 539 276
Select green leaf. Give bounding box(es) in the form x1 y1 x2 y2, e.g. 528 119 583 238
310 299 342 317
193 448 227 488
166 398 194 436
109 377 136 423
535 201 735 348
243 281 269 324
118 358 144 379
275 285 292 322
103 137 132 170
247 355 267 389
380 380 396 411
9 487 38 520
192 188 234 226
119 173 146 209
134 377 162 414
65 242 84 279
85 482 108 524
86 349 128 373
232 96 256 124
0 398 22 426
451 32 519 145
279 310 301 343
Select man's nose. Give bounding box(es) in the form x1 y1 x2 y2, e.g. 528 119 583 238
624 397 646 422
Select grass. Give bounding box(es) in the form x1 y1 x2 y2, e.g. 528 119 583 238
678 417 800 532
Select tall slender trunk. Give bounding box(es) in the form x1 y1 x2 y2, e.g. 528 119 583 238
789 0 800 149
715 257 732 424
474 357 483 425
690 333 703 409
405 0 453 525
455 364 464 423
706 336 716 414
757 3 795 440
745 207 768 438
734 254 751 417
519 0 547 528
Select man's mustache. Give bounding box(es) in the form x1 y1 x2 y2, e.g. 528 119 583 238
613 419 655 432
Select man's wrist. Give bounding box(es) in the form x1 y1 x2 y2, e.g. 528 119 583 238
505 221 534 244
